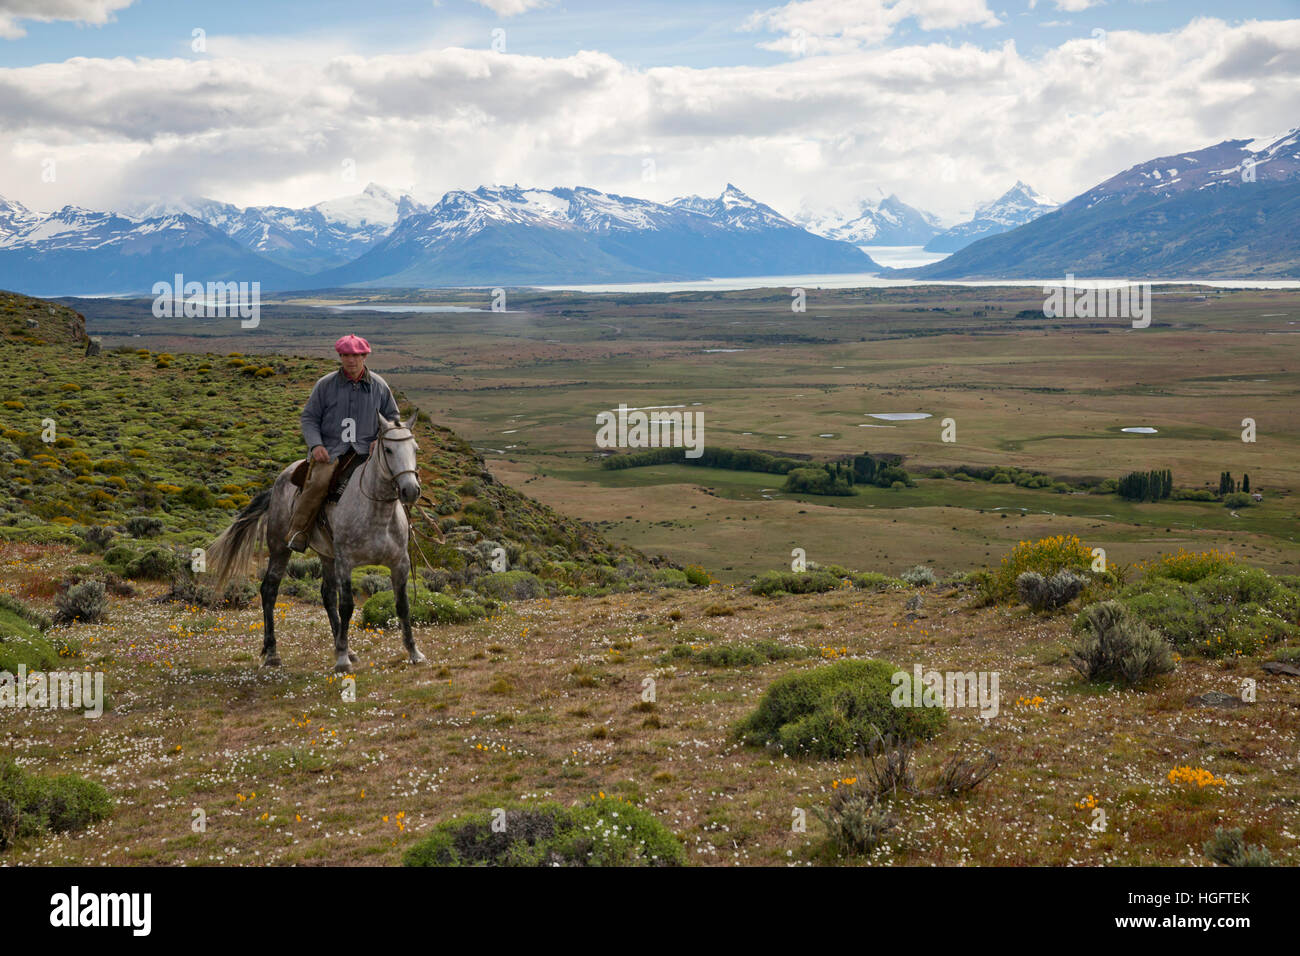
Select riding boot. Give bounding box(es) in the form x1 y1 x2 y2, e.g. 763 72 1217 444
287 458 339 552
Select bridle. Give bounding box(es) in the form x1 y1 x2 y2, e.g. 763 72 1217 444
359 422 420 503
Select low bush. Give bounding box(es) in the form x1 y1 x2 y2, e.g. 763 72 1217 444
735 659 947 759
1202 827 1272 867
899 565 936 587
287 555 322 579
751 569 842 596
161 572 254 609
474 570 545 602
978 535 1093 605
1016 570 1086 612
1069 601 1176 686
361 586 487 627
663 641 809 667
402 798 685 867
1119 563 1300 657
0 759 112 852
124 516 164 538
683 564 710 587
54 579 106 624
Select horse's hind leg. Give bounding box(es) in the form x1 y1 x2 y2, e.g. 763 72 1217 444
321 559 357 667
391 562 426 665
260 548 289 667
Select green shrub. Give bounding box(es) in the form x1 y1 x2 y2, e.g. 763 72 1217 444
666 641 809 667
735 659 947 759
683 564 710 586
287 555 322 579
979 534 1094 604
1069 601 1176 685
847 572 906 590
1016 570 1086 612
162 572 254 609
475 570 545 601
76 525 116 553
0 759 112 852
813 781 899 857
751 569 841 596
900 565 936 587
124 515 164 537
126 546 180 580
361 586 487 628
54 580 106 624
1144 549 1236 583
402 799 685 867
1203 827 1272 867
355 573 392 596
1224 492 1252 508
177 484 215 510
1119 564 1300 657
653 568 690 588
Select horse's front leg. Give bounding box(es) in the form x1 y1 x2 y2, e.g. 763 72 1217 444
325 561 361 665
391 561 425 665
333 559 356 673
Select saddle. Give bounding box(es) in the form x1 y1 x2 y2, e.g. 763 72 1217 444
288 449 367 501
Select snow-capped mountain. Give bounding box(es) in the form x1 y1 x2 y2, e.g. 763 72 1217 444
669 184 801 231
795 194 943 247
901 129 1300 280
0 196 41 242
0 205 305 296
924 182 1058 253
124 183 425 272
316 183 878 287
1067 129 1300 208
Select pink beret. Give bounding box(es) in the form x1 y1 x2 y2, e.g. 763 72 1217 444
334 333 371 355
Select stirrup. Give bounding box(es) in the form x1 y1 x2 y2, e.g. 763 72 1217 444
287 530 310 552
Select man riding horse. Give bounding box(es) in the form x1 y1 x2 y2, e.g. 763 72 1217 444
287 333 401 552
206 332 426 672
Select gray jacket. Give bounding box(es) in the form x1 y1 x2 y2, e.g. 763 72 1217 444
301 367 400 459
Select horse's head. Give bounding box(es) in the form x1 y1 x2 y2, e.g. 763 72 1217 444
377 410 421 505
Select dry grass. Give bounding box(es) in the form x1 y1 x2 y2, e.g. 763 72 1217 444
3 542 1296 867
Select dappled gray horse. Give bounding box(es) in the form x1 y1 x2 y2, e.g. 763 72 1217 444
207 411 424 673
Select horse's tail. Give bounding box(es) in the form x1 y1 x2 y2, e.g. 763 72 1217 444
207 488 273 594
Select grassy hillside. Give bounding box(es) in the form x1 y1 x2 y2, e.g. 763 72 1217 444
0 290 653 593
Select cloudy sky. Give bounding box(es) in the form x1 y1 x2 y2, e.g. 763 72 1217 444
0 0 1296 223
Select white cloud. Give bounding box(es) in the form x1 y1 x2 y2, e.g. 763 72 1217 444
744 0 1002 55
0 0 136 40
0 16 1295 222
467 0 553 16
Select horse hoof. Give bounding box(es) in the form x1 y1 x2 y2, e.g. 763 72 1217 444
262 655 281 668
334 661 352 674
408 651 427 665
347 651 359 664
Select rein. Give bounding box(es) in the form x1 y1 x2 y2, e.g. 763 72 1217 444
354 421 445 577
358 425 419 502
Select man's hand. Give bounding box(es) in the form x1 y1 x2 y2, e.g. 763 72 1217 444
311 445 330 463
